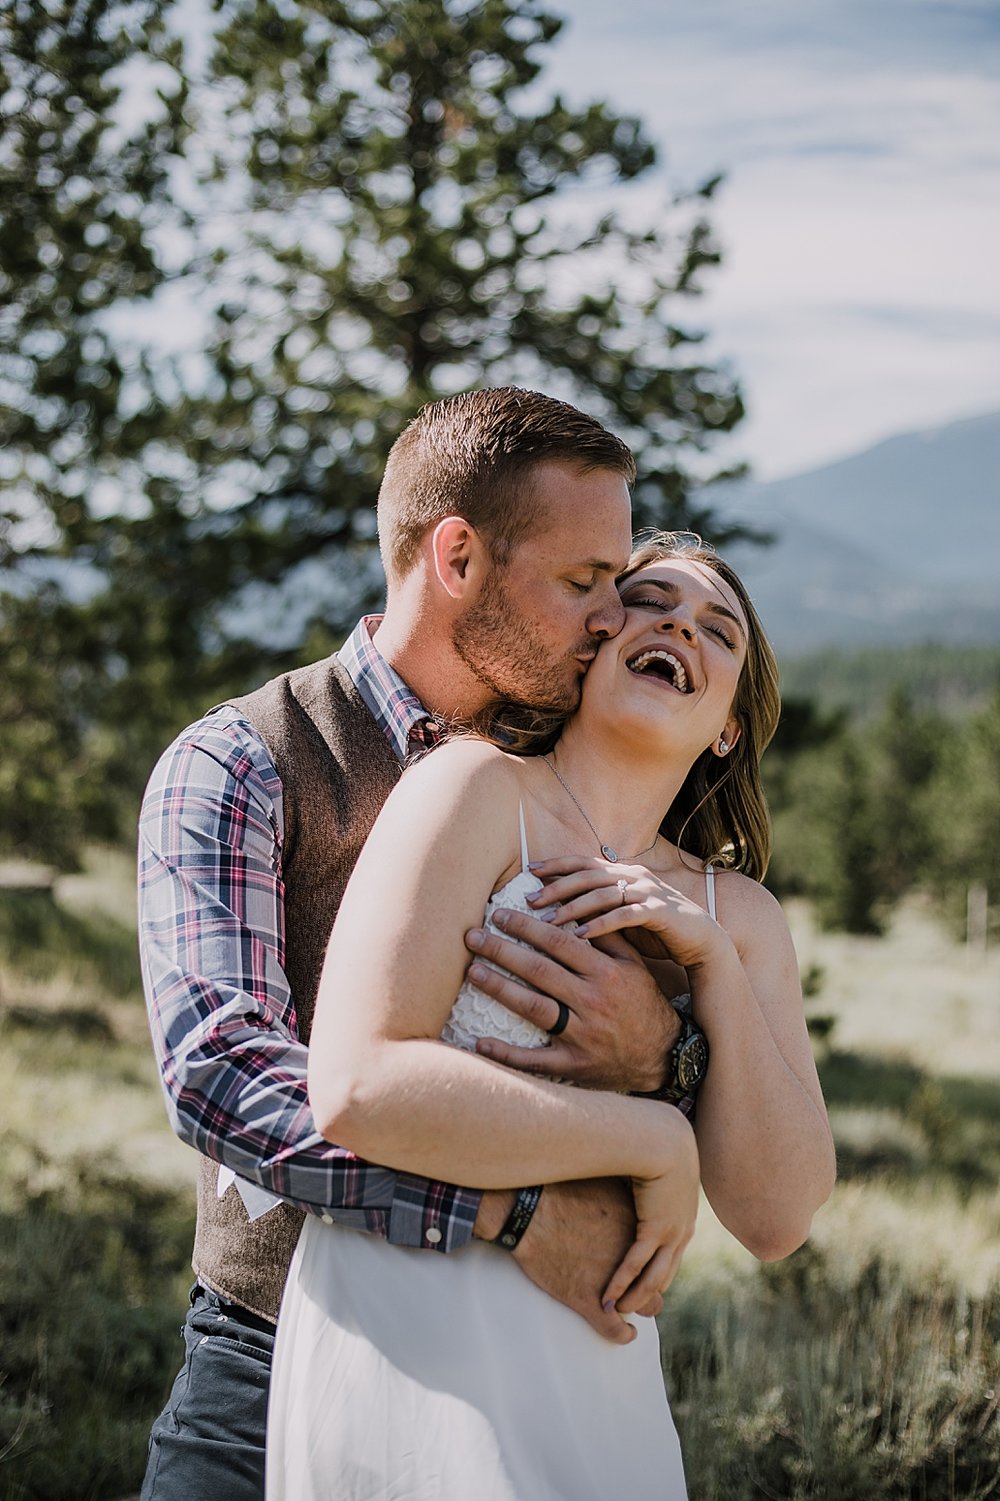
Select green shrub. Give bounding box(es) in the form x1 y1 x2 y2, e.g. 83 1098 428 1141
666 1246 1000 1500
0 1159 194 1501
0 888 140 1000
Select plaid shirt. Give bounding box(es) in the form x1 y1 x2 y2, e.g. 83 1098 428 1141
138 617 480 1252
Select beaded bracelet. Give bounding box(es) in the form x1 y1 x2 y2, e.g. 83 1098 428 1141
493 1185 544 1251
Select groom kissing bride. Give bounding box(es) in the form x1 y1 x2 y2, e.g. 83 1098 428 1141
138 386 833 1499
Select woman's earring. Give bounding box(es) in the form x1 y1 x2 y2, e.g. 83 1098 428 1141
717 737 729 754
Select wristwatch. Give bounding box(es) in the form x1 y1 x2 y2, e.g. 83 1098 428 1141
636 1014 709 1104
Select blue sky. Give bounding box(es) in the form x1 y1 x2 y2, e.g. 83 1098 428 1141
538 0 1000 477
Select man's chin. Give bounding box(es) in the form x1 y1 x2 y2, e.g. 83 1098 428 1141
456 637 583 716
546 676 583 714
495 678 579 718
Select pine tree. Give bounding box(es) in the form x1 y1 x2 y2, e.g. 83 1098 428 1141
0 0 187 862
927 692 1000 940
3 0 751 863
0 0 186 564
127 0 747 657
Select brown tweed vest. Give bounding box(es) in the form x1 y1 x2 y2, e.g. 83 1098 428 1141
190 655 403 1322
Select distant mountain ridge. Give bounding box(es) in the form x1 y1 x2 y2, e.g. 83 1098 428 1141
714 411 1000 653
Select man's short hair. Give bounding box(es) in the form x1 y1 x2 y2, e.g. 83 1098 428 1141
377 387 636 582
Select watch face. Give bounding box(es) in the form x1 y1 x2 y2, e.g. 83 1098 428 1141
676 1033 708 1091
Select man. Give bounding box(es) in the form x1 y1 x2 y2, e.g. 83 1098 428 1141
138 388 701 1499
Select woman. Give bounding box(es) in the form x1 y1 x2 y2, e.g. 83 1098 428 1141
266 534 835 1500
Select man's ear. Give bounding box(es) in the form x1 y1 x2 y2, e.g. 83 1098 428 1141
430 516 487 601
712 718 741 757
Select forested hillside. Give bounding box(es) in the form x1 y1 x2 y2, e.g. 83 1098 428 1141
779 643 1000 721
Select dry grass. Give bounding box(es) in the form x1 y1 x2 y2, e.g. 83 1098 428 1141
685 895 1000 1286
667 898 1000 1497
1 853 998 1499
785 896 1000 1081
0 848 195 1198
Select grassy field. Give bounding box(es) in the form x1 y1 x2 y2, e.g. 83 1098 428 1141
0 850 998 1499
668 901 1000 1499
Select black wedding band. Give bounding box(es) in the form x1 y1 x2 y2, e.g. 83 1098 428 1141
547 1000 571 1037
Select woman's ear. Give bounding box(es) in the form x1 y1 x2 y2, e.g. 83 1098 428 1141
712 718 741 757
429 516 486 601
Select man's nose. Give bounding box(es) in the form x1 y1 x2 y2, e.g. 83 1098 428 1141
588 589 627 639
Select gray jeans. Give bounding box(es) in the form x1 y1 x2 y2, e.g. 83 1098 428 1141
140 1286 274 1501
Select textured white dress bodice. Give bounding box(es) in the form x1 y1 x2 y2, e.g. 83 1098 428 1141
442 867 554 1053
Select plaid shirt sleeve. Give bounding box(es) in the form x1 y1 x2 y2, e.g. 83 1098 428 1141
137 707 481 1253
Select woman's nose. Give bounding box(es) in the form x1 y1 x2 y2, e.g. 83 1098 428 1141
658 612 697 642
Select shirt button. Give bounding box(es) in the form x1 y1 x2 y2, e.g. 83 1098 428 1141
320 1212 334 1225
424 1226 442 1244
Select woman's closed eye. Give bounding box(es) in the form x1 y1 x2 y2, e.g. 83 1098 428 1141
624 595 738 651
624 594 672 612
707 623 738 650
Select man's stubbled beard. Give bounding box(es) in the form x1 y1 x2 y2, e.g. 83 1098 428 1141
451 564 588 714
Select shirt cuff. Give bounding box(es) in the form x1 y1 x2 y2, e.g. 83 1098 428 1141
386 1173 482 1253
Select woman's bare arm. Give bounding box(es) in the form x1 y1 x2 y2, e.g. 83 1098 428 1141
685 878 835 1259
307 739 694 1196
517 856 836 1260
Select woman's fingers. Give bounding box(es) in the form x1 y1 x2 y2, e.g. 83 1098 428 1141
575 904 651 941
594 1236 657 1308
527 855 605 879
528 872 607 905
603 1224 688 1309
528 863 643 907
603 1218 692 1315
541 885 633 927
523 859 711 955
615 1246 683 1315
623 1288 664 1320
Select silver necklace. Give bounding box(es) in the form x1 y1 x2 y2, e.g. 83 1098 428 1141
542 756 659 863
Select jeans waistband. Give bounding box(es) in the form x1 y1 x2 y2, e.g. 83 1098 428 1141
192 1283 277 1336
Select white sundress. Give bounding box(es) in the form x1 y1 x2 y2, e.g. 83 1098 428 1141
266 809 690 1500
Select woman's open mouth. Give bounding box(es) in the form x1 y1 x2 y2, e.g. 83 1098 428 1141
626 649 693 693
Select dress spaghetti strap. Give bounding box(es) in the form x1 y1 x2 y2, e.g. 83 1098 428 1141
518 802 531 874
705 863 717 921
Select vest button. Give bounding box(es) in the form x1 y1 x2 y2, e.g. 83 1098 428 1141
424 1226 442 1244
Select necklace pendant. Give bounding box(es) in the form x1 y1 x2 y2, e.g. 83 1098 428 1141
600 844 618 862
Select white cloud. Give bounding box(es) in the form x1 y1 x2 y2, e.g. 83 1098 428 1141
540 1 1000 475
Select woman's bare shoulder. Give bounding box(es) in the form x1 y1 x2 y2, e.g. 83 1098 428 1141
348 738 524 907
394 736 523 822
405 735 520 786
711 866 792 950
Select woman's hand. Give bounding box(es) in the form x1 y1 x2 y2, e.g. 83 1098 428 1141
526 855 730 971
603 1108 700 1314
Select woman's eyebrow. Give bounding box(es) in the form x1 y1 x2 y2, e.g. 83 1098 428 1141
619 577 679 599
619 576 746 639
707 602 747 640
